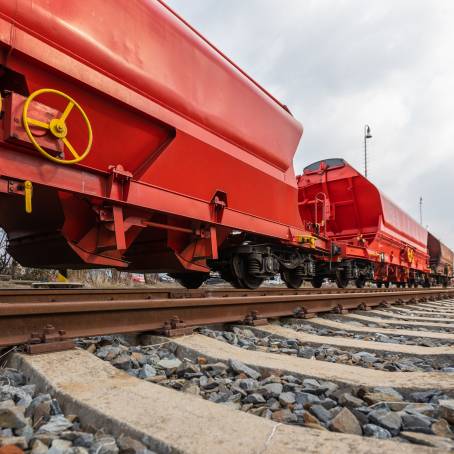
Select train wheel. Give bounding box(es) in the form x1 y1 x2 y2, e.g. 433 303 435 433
238 274 264 289
311 276 324 288
231 255 264 290
336 271 349 289
281 269 303 289
376 281 383 288
220 269 243 289
384 282 390 288
171 272 209 289
355 278 366 288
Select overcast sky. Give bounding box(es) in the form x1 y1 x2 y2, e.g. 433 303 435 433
167 0 454 247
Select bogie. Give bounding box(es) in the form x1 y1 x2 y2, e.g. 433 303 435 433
213 240 317 289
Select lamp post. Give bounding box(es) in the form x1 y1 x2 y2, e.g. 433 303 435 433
364 124 372 178
419 196 423 225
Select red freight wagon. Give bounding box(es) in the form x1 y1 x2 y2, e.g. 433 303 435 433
0 0 329 289
298 159 430 288
428 232 453 286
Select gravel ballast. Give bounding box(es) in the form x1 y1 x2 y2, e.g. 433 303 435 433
79 335 454 448
289 320 454 347
0 365 156 453
199 326 454 372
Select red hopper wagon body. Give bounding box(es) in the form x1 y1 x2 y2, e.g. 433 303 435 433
0 0 329 289
298 159 430 287
428 233 454 286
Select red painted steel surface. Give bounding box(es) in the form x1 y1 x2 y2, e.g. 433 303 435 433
0 0 316 273
428 232 454 276
380 195 427 249
297 159 429 275
0 0 302 172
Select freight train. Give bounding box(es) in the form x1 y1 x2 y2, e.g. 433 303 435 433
298 159 453 288
0 1 451 290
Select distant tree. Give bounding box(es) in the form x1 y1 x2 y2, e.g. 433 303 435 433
0 230 11 274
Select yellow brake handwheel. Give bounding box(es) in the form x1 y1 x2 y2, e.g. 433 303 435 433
22 88 93 165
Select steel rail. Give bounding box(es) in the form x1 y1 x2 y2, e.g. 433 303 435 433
0 285 447 304
1 288 453 348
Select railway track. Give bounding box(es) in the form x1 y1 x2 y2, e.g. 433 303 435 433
2 288 454 453
0 285 443 302
0 288 453 349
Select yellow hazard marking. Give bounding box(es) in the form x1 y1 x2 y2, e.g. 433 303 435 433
296 235 317 248
56 272 68 282
24 180 33 214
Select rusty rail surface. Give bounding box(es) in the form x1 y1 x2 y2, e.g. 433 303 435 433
0 285 448 303
1 288 453 349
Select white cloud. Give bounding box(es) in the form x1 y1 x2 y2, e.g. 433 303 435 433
166 0 454 246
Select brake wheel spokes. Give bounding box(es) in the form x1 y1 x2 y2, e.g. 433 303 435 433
59 101 79 158
62 137 80 159
26 118 50 129
60 101 74 122
22 88 93 165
